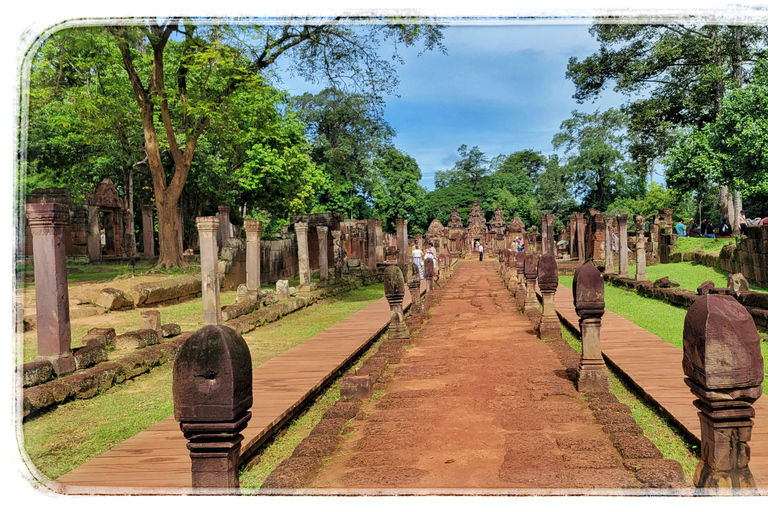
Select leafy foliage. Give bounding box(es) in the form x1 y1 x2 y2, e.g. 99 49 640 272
371 146 427 233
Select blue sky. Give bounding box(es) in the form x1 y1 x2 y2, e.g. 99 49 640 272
275 23 627 190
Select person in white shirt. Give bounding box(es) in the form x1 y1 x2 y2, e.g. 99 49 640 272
478 243 484 261
412 246 424 279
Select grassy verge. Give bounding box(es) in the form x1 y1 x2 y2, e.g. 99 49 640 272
560 327 700 483
669 237 732 255
21 283 384 482
624 260 768 293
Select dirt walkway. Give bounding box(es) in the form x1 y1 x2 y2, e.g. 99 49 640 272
307 261 645 493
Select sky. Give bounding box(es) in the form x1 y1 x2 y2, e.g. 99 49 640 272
275 23 628 191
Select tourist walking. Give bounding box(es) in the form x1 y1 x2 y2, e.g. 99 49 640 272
412 245 424 279
424 243 437 277
478 242 484 261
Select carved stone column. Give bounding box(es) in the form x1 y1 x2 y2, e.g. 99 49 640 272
384 265 409 340
332 230 344 279
141 204 155 259
541 215 549 255
295 222 313 291
683 295 763 494
396 218 408 267
25 203 75 375
576 213 586 263
375 221 385 263
635 214 648 282
569 215 577 259
617 214 629 278
407 262 423 315
317 225 329 281
604 217 615 275
523 253 540 322
573 262 609 392
546 213 556 256
173 325 252 493
367 219 377 270
244 220 263 293
515 251 526 310
196 217 222 325
87 205 101 262
424 257 435 294
217 205 230 251
537 254 560 339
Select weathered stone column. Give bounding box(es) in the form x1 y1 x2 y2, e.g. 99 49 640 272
576 213 586 263
332 230 344 279
87 205 101 262
546 213 556 256
173 325 252 493
438 253 447 281
424 257 435 294
317 225 329 281
217 205 230 251
177 206 184 252
407 262 423 315
25 203 75 375
396 218 408 266
573 262 609 392
505 250 518 290
244 220 263 293
515 251 527 309
523 253 540 322
537 254 560 339
141 204 155 259
375 220 385 263
367 219 377 270
541 215 549 255
295 222 313 291
384 265 409 340
569 215 577 258
634 214 648 282
683 295 763 494
604 217 615 275
196 216 222 325
617 214 629 278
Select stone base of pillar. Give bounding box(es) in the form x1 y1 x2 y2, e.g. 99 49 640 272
44 353 76 376
340 374 374 401
537 317 561 339
619 270 629 278
515 285 526 309
694 463 758 495
388 322 410 340
636 273 648 282
523 294 539 317
297 283 317 292
577 361 609 392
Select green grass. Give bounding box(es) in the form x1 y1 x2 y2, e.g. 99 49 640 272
624 260 768 293
560 327 700 483
670 237 732 255
21 283 384 482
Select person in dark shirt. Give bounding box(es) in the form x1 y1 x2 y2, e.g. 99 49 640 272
705 220 715 238
687 218 695 237
720 218 732 237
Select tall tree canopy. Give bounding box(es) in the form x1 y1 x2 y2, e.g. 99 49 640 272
434 144 491 194
371 146 427 233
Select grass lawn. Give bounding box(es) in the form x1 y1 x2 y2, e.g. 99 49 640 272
625 260 768 293
21 283 384 482
560 327 700 483
670 237 733 255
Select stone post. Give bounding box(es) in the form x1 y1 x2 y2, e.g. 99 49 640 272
141 204 155 259
332 230 344 279
523 253 540 322
537 254 560 339
424 257 435 294
196 217 222 325
617 214 629 278
396 218 408 267
683 295 763 494
87 205 101 262
295 222 313 291
375 221 385 263
407 262 423 315
576 213 586 263
317 225 329 281
546 213 556 256
634 214 648 282
25 203 75 375
573 262 609 392
177 206 184 252
383 265 409 340
569 215 577 258
367 219 377 270
515 251 527 309
244 220 263 293
173 325 252 493
217 205 230 251
541 215 549 255
604 217 615 275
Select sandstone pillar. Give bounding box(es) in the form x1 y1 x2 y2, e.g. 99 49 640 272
569 215 577 259
546 213 556 256
141 204 155 259
384 265 409 339
332 230 344 279
375 221 385 263
523 253 540 322
244 220 263 293
87 205 101 262
635 214 648 282
317 225 329 281
217 205 230 251
173 325 252 493
537 254 560 339
424 257 435 294
604 217 615 275
515 251 527 310
367 219 377 270
396 218 408 267
573 262 609 392
617 214 629 278
683 295 763 494
196 216 222 325
295 222 313 291
541 215 549 255
407 262 423 315
576 213 586 263
25 203 75 375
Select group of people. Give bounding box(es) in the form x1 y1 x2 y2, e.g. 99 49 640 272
511 236 525 253
675 217 730 239
411 242 437 279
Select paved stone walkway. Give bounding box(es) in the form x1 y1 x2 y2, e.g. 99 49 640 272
306 261 652 493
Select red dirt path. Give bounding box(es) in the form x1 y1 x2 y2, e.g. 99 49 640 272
307 261 644 493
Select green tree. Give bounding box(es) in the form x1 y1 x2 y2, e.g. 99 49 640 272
371 146 427 233
423 185 476 226
434 144 490 194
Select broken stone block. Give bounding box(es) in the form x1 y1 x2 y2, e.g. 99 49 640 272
140 310 162 332
727 273 750 293
697 281 716 295
87 327 116 346
23 359 55 388
73 344 108 370
276 280 290 299
81 333 107 349
162 324 181 338
96 288 134 310
340 374 373 401
653 276 680 288
113 329 159 350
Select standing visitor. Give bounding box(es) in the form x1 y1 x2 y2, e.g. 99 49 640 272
738 210 747 233
424 243 436 277
720 218 732 237
687 218 695 237
675 220 686 237
705 220 715 238
478 242 484 261
412 245 424 279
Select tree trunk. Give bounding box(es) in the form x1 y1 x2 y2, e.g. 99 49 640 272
717 186 735 228
155 195 186 268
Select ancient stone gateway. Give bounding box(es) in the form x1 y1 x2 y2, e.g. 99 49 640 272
86 178 131 258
